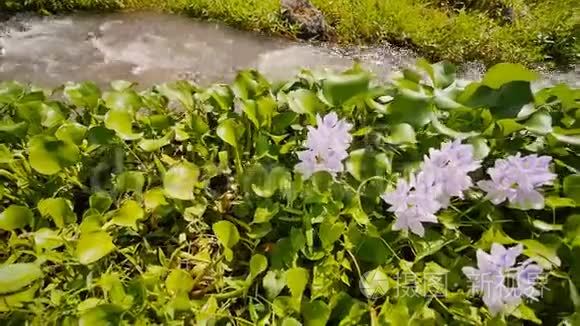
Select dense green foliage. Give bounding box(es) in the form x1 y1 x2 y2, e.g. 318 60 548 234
0 61 579 325
1 0 578 67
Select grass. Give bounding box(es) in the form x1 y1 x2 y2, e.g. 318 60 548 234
1 0 578 67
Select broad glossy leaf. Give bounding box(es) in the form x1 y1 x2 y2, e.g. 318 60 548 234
163 161 199 200
249 254 268 281
0 263 42 295
386 123 416 144
0 284 39 312
388 92 432 128
38 198 76 228
55 122 87 144
64 82 101 109
213 221 239 250
0 144 12 163
263 270 286 299
359 267 389 299
103 90 142 112
34 228 64 250
111 200 145 229
28 135 80 175
138 131 173 152
78 304 123 326
76 231 116 265
115 171 145 194
564 174 580 203
87 126 117 145
89 192 113 213
522 237 561 268
286 89 324 115
217 118 242 148
301 300 330 326
157 81 195 109
318 221 345 249
104 109 143 140
322 72 370 106
0 205 33 231
482 63 538 89
165 269 194 294
524 111 552 135
431 114 479 139
417 59 456 88
144 188 168 211
286 267 309 300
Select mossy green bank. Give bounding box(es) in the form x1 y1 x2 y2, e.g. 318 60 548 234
1 0 578 67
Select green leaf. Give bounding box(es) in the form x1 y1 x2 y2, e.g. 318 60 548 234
76 231 116 265
0 263 42 295
64 82 101 109
318 221 345 250
55 122 87 144
322 71 370 106
34 228 64 250
263 270 286 299
111 200 145 229
138 131 173 152
565 214 580 245
104 109 143 140
103 90 142 112
115 171 145 194
545 196 576 208
252 204 279 224
28 135 80 175
157 81 195 109
87 126 117 145
388 92 433 128
468 137 490 160
38 198 76 228
281 317 303 326
217 118 242 148
522 237 561 268
354 236 391 264
163 161 199 200
417 59 456 89
0 144 12 163
482 63 538 89
386 123 416 144
165 269 194 294
249 254 268 281
301 300 330 326
144 188 168 211
511 304 541 324
431 114 479 139
524 111 552 135
345 149 390 182
0 205 33 231
532 220 563 232
213 221 240 261
563 174 580 204
286 267 309 300
89 192 113 213
78 304 123 326
359 267 389 299
286 89 324 115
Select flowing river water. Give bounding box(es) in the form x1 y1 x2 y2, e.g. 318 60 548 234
0 11 578 88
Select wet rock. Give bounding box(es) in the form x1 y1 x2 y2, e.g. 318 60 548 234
280 0 327 40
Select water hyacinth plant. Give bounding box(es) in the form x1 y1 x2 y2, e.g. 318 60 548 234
0 61 579 325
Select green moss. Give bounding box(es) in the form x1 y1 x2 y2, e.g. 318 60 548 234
1 0 577 67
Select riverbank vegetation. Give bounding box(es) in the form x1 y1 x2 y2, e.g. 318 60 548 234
0 61 579 324
1 0 578 68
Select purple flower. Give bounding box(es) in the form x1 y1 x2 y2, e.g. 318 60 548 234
295 113 353 179
462 244 543 316
477 154 556 210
